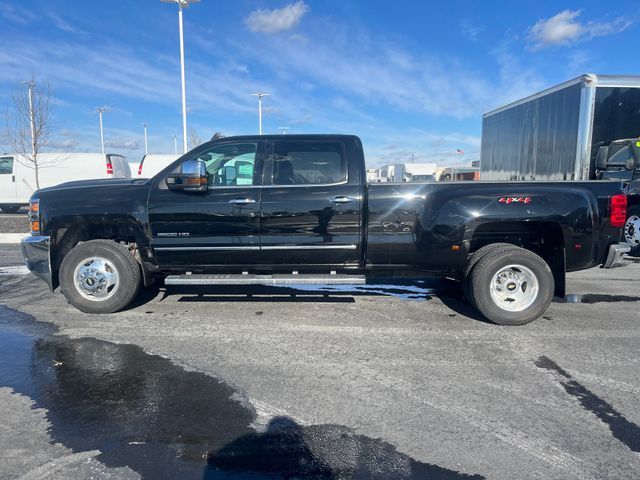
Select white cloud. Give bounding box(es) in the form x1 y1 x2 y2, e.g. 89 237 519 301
245 1 309 34
0 4 38 25
527 9 633 49
47 139 79 150
460 19 483 41
105 138 140 150
45 10 87 35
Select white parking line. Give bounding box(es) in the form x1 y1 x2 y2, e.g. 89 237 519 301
0 265 29 275
0 233 27 244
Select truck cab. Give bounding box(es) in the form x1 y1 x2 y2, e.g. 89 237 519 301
594 139 640 254
595 139 640 182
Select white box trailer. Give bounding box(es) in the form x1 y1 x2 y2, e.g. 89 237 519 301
135 154 180 178
376 164 394 182
481 74 640 181
392 163 437 182
0 152 130 213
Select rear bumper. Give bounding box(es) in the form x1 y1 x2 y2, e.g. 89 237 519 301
21 235 53 290
602 242 630 269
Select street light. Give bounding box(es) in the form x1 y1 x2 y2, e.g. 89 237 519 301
250 92 270 135
96 107 106 154
142 122 149 155
161 0 199 154
278 126 290 135
21 80 36 158
173 134 178 155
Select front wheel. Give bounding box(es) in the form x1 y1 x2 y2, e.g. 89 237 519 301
468 246 554 326
59 239 142 314
624 206 640 257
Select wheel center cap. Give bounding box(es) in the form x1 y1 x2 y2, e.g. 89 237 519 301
507 282 517 291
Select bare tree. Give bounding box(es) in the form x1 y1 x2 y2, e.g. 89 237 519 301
5 78 55 190
188 128 203 150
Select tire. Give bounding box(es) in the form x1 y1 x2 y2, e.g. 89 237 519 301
0 205 21 214
463 243 515 305
59 239 141 314
623 206 640 257
469 246 554 326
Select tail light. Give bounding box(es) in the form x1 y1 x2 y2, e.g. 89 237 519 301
106 160 114 175
137 163 143 176
610 194 627 228
29 200 40 235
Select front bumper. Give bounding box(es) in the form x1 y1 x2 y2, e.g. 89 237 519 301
21 235 53 290
602 242 631 269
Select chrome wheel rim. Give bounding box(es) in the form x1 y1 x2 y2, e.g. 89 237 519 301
73 256 119 301
624 215 640 246
489 264 539 312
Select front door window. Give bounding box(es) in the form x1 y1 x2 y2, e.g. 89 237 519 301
194 143 258 187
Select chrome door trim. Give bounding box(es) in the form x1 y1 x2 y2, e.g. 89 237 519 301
155 245 357 252
229 198 257 205
154 246 261 251
260 245 357 250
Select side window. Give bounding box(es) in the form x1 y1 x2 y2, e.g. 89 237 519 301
608 145 634 165
195 143 258 186
272 141 346 185
0 157 14 175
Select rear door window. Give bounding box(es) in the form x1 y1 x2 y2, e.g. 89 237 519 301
271 141 347 185
0 157 14 175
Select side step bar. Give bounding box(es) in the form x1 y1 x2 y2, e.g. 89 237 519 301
164 273 366 286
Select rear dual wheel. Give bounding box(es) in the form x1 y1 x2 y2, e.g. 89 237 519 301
624 206 640 257
464 245 554 325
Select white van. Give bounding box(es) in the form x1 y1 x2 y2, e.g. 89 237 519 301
136 154 179 178
0 153 130 213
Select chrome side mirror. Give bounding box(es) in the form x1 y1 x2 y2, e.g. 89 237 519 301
166 159 208 192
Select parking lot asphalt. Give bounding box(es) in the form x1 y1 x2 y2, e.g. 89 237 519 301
0 243 639 480
0 212 29 234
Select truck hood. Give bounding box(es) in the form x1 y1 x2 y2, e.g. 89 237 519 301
36 178 149 194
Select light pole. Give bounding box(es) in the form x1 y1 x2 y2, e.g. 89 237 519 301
173 134 178 155
96 107 106 154
21 80 36 158
250 93 270 135
142 123 149 155
278 126 290 135
161 0 199 154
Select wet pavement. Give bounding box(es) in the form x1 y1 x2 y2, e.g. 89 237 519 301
0 305 482 479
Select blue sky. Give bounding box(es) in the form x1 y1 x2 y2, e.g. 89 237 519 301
0 1 637 167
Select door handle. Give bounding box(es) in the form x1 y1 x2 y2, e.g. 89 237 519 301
229 198 257 205
329 196 355 205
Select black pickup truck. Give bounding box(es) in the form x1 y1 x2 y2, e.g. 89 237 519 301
22 135 630 325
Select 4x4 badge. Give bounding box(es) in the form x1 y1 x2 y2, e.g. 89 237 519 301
499 197 532 204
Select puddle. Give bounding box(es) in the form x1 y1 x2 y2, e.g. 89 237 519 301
284 283 436 300
0 305 484 479
535 356 640 453
564 294 640 304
